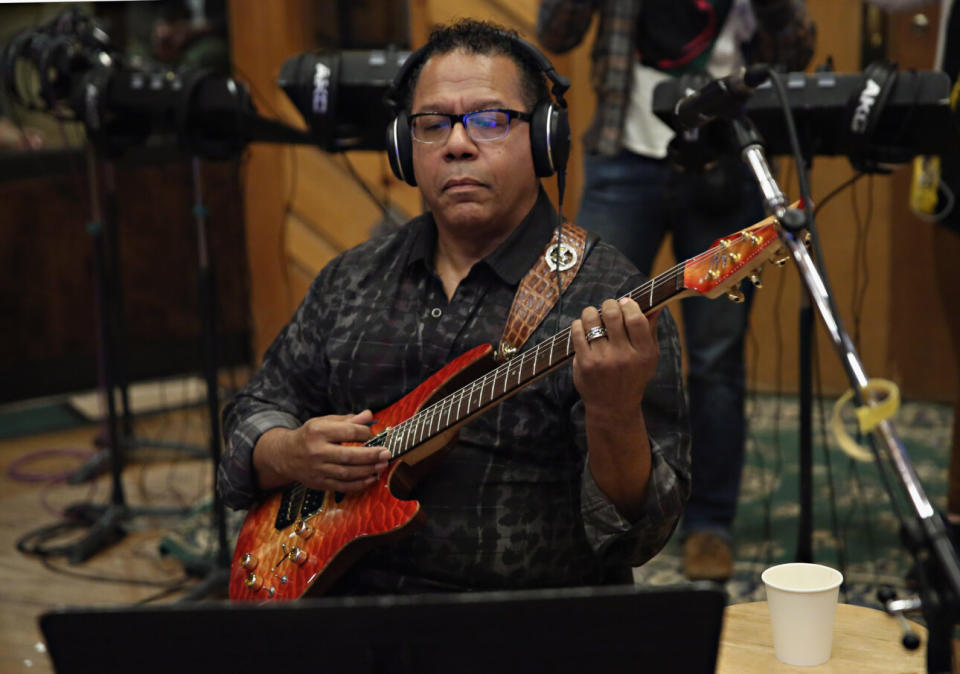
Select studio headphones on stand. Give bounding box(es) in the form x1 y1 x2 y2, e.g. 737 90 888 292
383 33 572 187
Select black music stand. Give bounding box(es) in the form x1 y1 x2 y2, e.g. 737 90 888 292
40 583 726 674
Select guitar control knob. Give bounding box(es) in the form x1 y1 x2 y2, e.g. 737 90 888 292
727 288 745 303
241 552 257 570
289 547 308 565
245 573 263 591
295 520 313 539
750 270 763 288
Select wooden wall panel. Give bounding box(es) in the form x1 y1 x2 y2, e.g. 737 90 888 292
228 0 315 360
284 210 342 276
886 7 956 402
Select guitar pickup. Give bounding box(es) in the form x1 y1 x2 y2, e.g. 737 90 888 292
300 488 325 517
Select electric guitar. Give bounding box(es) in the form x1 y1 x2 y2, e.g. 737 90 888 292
229 214 786 601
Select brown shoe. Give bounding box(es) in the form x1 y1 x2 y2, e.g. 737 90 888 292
683 532 733 581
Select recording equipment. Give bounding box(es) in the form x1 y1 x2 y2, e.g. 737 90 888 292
2 7 312 158
278 49 410 153
673 65 770 131
382 34 571 187
653 68 958 163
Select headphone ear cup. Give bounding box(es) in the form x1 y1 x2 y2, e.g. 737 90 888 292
386 110 417 186
529 103 570 178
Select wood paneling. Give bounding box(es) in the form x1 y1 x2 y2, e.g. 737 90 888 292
887 7 957 403
0 150 249 403
228 0 316 360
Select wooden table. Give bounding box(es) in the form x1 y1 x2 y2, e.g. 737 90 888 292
717 601 927 673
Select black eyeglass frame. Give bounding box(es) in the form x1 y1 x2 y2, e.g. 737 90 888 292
408 108 533 144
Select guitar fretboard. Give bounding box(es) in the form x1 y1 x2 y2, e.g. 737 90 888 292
375 263 688 460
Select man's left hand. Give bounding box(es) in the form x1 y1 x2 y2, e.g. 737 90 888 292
571 297 659 419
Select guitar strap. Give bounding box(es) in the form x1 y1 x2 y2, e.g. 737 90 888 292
497 222 595 361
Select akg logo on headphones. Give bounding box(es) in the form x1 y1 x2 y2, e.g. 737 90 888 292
851 78 881 134
312 62 331 114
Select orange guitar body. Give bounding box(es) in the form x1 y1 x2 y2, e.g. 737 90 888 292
229 344 494 601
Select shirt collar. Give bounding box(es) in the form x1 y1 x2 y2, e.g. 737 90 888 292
406 188 559 286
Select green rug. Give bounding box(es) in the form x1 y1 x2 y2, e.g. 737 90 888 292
636 393 955 610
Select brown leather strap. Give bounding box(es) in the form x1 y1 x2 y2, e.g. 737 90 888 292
497 222 590 361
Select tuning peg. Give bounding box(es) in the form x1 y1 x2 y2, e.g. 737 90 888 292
772 248 790 267
727 288 745 303
750 269 763 288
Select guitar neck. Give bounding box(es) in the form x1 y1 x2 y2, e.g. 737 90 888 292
378 264 689 460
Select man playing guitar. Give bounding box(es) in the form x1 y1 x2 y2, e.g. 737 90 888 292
219 18 690 597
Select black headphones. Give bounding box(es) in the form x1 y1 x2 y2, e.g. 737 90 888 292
384 33 571 187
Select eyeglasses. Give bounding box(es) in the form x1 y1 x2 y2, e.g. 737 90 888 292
409 109 532 144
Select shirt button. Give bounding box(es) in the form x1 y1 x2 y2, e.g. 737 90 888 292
430 307 442 319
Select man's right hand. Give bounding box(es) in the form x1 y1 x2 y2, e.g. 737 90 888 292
252 409 391 492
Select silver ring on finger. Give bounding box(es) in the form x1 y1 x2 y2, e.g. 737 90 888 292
584 325 607 343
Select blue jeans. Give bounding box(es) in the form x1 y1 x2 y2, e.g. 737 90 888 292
577 151 764 538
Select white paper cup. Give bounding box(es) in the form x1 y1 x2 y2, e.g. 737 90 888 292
761 562 843 666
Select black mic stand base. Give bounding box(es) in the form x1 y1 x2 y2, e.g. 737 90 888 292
67 439 209 485
64 504 128 565
178 564 230 601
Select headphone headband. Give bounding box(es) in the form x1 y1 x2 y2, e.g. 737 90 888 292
384 31 569 113
384 27 571 187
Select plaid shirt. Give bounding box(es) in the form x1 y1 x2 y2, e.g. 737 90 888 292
220 190 690 592
537 0 817 156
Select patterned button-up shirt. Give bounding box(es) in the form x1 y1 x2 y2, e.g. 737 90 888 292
219 190 690 593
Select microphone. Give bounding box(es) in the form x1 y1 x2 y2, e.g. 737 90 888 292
673 65 770 131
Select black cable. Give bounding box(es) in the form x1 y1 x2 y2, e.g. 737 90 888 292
131 577 195 604
850 175 874 351
39 556 190 588
554 168 566 335
812 325 849 601
341 154 403 229
813 172 866 218
753 264 788 575
765 67 846 338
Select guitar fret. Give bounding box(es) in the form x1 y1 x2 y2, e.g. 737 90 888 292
334 227 770 470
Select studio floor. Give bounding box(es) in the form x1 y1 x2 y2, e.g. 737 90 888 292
0 387 954 673
0 401 220 674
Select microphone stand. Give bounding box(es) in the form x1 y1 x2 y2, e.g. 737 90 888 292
731 114 960 672
59 147 194 563
61 146 130 563
178 156 230 600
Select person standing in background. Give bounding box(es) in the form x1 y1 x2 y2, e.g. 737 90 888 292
538 0 816 581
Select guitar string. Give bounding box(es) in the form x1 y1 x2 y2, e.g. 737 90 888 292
379 227 773 459
380 265 682 458
294 229 774 512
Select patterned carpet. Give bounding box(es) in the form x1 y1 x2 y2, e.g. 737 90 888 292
635 393 956 610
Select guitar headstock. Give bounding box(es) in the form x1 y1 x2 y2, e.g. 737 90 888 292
683 213 785 299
